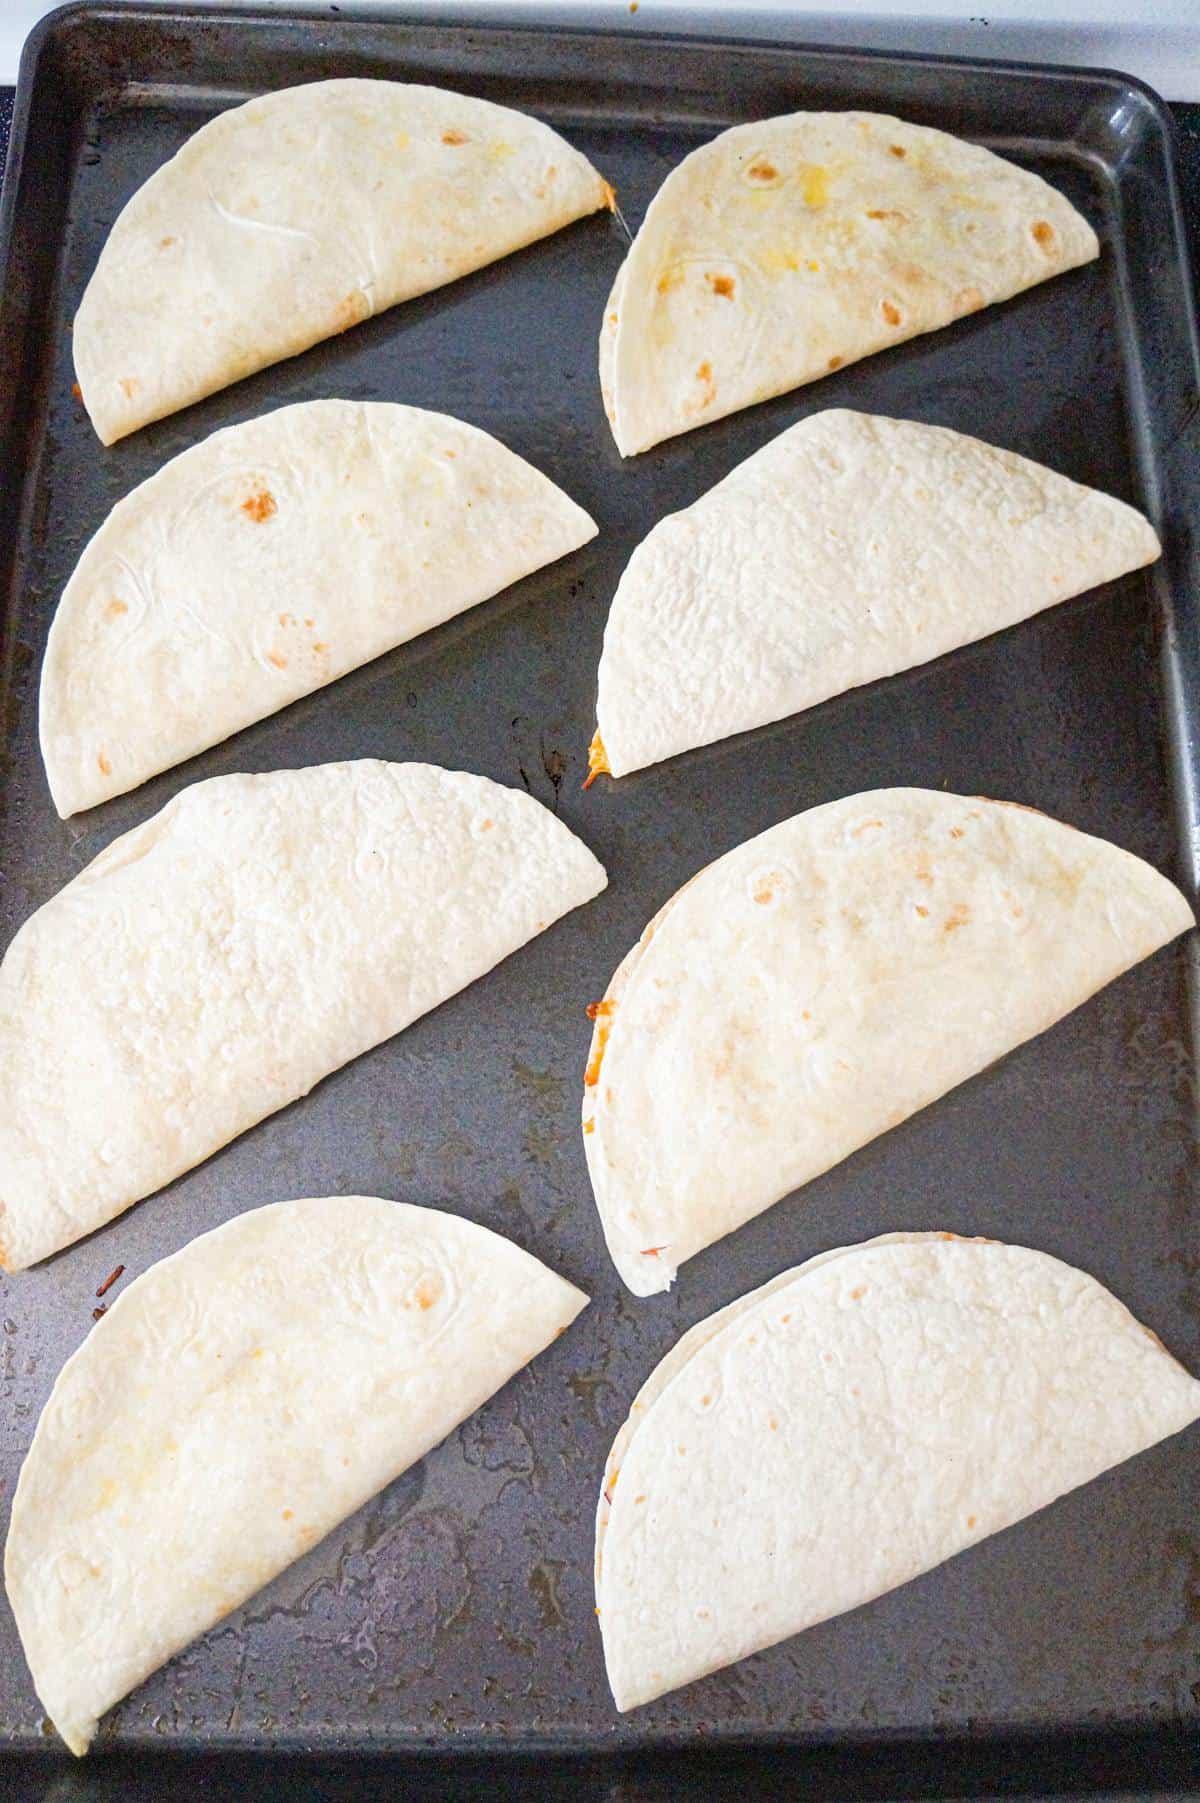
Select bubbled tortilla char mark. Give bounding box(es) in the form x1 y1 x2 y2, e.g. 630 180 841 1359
241 489 277 523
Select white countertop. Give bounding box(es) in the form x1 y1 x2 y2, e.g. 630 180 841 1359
2 0 1197 99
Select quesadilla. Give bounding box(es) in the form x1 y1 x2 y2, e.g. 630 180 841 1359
588 410 1158 781
75 79 613 443
6 1194 587 1753
596 1232 1200 1709
41 400 597 816
0 761 606 1269
583 789 1191 1295
601 111 1097 455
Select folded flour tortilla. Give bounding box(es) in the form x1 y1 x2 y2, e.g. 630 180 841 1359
600 111 1097 455
75 79 612 443
595 1232 1200 1709
40 400 597 815
5 1194 588 1752
0 762 606 1269
589 410 1159 779
583 790 1191 1294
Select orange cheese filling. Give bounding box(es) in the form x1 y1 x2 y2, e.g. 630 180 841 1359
584 999 616 1088
582 729 611 789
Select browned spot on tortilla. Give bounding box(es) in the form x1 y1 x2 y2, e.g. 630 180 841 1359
915 903 929 918
768 1417 779 1431
1031 220 1055 249
277 612 289 626
691 359 717 413
656 268 683 295
748 160 777 182
267 651 288 670
967 1514 977 1528
889 144 907 158
481 818 494 832
851 819 882 836
442 128 468 145
700 1394 712 1407
71 381 83 401
333 290 370 332
586 999 616 1022
801 1010 812 1020
97 751 112 775
583 1118 595 1134
752 883 774 905
707 273 736 299
866 208 907 221
956 284 984 313
242 490 276 523
414 1279 440 1310
104 598 128 620
312 640 329 653
282 1509 294 1521
304 617 314 627
601 180 617 212
781 1313 790 1324
118 376 139 399
949 826 965 839
160 235 176 248
944 905 970 932
850 1285 867 1300
828 355 843 371
881 299 902 326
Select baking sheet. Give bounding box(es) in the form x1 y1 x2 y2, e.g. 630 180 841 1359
1 2 1199 1762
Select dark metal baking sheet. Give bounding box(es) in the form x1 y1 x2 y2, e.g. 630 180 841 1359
2 3 1200 1789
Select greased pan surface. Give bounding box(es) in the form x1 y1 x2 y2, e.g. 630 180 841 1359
0 2 1199 1765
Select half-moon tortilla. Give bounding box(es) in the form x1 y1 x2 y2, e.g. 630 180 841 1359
6 1194 588 1752
76 79 612 443
590 410 1158 779
0 761 606 1269
582 790 1192 1294
596 1232 1200 1709
600 111 1097 455
41 400 597 815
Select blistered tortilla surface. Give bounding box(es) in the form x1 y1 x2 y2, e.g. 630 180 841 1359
6 1194 588 1752
603 111 1097 454
595 410 1158 777
596 1233 1200 1708
76 80 610 442
0 761 606 1269
583 790 1191 1293
42 401 597 815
